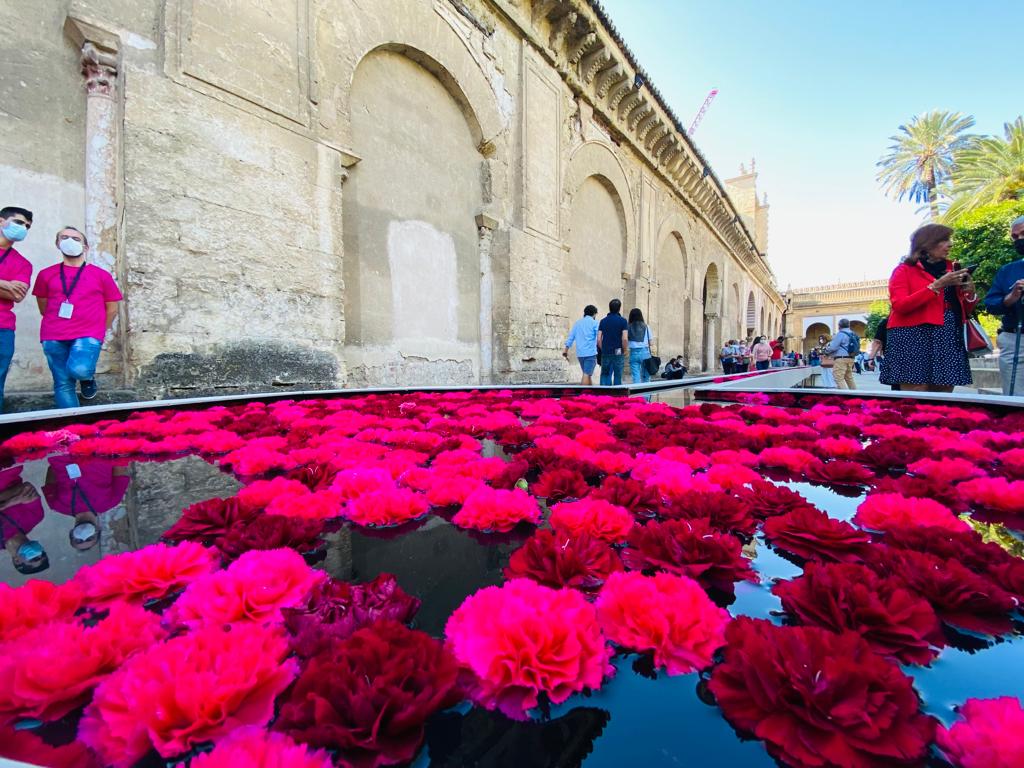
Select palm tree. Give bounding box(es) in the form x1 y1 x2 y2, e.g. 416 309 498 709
876 111 976 218
942 117 1024 222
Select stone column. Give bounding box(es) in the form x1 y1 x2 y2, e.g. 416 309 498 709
704 313 719 372
476 213 498 385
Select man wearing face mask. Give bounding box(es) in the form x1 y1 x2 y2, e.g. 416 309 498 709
983 216 1024 396
0 207 35 410
32 227 123 408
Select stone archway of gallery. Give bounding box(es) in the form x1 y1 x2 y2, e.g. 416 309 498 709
804 322 831 355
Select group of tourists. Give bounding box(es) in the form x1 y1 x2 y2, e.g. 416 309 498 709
720 335 786 373
563 299 663 386
0 206 123 411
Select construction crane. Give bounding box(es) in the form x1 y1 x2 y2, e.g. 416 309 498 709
688 89 718 136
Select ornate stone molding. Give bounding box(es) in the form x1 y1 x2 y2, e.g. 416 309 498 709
81 42 118 97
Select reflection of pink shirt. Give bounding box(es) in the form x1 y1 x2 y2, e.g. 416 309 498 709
32 263 122 342
0 247 32 331
43 456 130 516
0 466 44 542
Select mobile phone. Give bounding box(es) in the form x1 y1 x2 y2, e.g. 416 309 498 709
964 264 979 274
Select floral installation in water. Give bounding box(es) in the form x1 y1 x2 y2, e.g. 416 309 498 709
0 390 1020 767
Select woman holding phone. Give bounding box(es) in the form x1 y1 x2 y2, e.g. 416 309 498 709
883 224 976 392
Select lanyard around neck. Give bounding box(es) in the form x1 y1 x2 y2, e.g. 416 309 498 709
59 263 87 301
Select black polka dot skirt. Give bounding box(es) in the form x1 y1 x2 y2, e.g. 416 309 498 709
881 309 972 387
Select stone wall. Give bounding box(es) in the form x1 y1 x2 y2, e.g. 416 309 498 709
1 0 785 401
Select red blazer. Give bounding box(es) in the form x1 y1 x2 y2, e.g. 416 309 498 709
888 260 977 328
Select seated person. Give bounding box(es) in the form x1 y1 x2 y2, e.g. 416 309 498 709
661 356 686 380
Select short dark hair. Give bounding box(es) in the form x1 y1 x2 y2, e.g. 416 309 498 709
1 207 33 222
609 299 622 313
838 318 850 328
776 336 784 342
584 305 598 317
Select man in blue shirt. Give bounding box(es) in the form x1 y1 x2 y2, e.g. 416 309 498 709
597 298 628 386
983 215 1024 396
563 304 599 385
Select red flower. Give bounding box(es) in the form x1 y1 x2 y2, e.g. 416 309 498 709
872 475 968 513
907 457 984 483
662 491 757 536
79 623 298 767
215 514 325 559
444 579 612 719
163 497 259 543
452 486 541 532
864 547 1017 636
621 518 755 593
425 475 486 507
237 477 310 513
596 571 729 675
282 574 421 658
549 498 635 542
735 480 816 519
773 562 943 665
958 476 1024 517
811 436 863 459
762 506 870 563
504 529 623 591
221 444 298 476
936 696 1024 768
344 486 430 528
187 727 333 768
855 493 968 533
0 603 165 723
588 476 662 516
708 618 934 768
168 547 323 628
757 446 822 474
77 541 217 605
0 726 99 768
803 459 875 486
276 620 460 768
0 579 82 643
530 467 591 501
860 437 930 470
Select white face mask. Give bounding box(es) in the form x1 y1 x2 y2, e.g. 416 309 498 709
59 238 84 257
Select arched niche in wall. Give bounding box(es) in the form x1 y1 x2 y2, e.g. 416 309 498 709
654 230 689 359
342 47 484 385
701 262 721 371
565 174 628 318
746 291 756 337
805 322 830 355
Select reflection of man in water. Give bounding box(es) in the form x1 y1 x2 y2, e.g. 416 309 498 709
43 456 130 551
0 466 47 574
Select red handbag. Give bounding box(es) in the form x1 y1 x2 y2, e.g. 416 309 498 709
964 318 993 356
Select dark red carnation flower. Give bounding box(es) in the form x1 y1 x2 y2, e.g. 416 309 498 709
215 514 325 559
736 480 817 519
773 561 943 665
0 726 100 768
872 475 968 513
662 491 756 536
588 476 663 516
803 459 875 486
987 558 1024 603
282 574 422 659
762 506 870 563
860 437 931 470
621 518 756 593
529 468 591 502
287 462 337 491
504 529 623 591
864 546 1018 636
275 620 461 768
877 524 1016 581
489 458 531 490
162 497 259 543
709 618 934 768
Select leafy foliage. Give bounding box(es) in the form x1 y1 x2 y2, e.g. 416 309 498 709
948 199 1024 296
944 118 1024 222
865 300 891 340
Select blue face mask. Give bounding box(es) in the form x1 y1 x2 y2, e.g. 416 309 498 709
16 540 44 561
1 222 28 242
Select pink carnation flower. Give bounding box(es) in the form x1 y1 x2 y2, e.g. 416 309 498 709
237 477 310 513
343 486 430 527
757 446 823 474
595 571 729 675
222 445 298 476
937 697 1024 768
0 580 82 643
549 498 635 543
426 475 486 507
266 489 342 520
908 457 984 483
452 486 542 532
80 623 297 767
185 727 333 768
77 541 217 605
958 476 1024 516
444 579 612 719
855 493 969 533
330 467 396 501
168 548 323 628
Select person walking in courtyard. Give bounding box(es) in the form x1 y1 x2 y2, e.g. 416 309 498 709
884 224 974 393
983 215 1024 396
33 227 123 409
751 335 773 370
626 308 655 383
563 304 599 385
720 340 736 374
825 318 859 389
770 335 785 367
597 298 628 386
0 207 35 410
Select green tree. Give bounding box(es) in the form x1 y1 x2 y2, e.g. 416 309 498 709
865 299 891 339
943 117 1024 221
876 111 976 218
948 198 1024 298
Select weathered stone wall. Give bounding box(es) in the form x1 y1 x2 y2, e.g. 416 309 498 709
0 0 785 401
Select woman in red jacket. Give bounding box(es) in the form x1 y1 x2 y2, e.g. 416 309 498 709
883 224 976 392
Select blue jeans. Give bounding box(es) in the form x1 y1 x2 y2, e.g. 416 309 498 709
0 329 14 411
42 338 102 409
629 347 651 383
600 354 624 386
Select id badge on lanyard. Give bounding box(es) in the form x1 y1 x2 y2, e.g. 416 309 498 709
59 302 74 319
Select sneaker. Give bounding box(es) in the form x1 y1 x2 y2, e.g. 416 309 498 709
80 380 98 400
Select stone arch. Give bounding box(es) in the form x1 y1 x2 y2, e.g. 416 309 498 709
745 291 756 337
731 282 741 338
566 175 629 319
805 322 830 356
701 262 722 371
653 227 690 360
759 305 766 337
342 48 484 385
564 141 637 277
849 320 868 349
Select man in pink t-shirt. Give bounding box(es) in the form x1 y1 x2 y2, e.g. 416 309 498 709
0 206 35 410
32 226 123 409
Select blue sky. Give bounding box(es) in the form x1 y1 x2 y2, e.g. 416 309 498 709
598 0 1018 288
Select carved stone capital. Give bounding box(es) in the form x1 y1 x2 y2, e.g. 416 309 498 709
82 42 118 97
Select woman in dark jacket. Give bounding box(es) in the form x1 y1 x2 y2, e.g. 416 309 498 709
884 224 976 392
